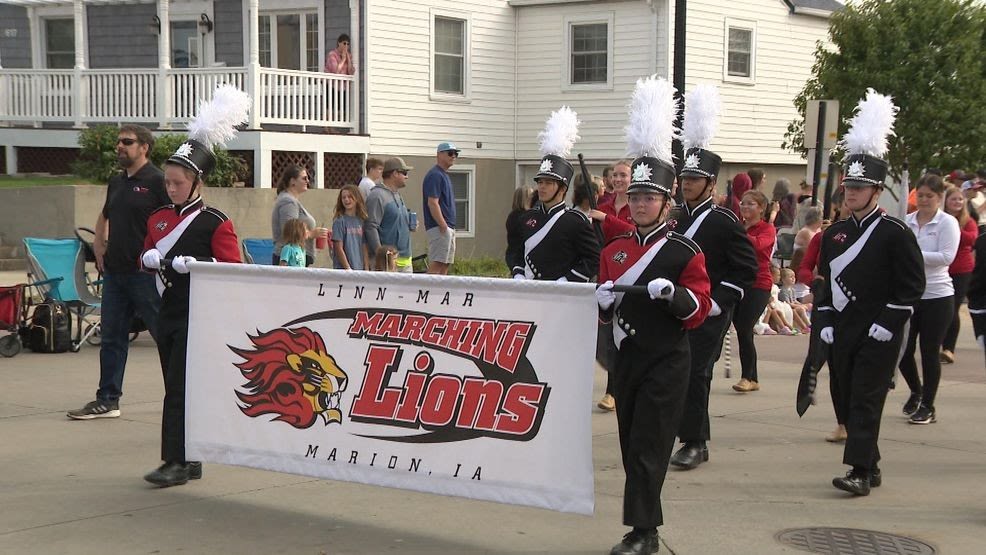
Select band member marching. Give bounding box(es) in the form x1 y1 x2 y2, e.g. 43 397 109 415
668 85 758 470
815 89 924 496
595 76 712 555
139 86 249 487
506 106 600 283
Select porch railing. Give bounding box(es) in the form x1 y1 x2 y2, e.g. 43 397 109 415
0 67 353 129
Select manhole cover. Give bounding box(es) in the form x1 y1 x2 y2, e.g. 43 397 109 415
776 527 935 554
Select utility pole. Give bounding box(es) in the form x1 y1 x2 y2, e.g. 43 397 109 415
672 0 686 201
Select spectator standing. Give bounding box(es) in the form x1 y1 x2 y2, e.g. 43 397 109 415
325 33 354 76
791 180 815 230
725 173 752 219
748 168 766 191
271 165 327 266
504 186 534 268
358 157 384 200
771 178 797 229
366 158 416 272
731 189 776 393
967 170 986 231
278 219 308 267
941 185 978 364
67 125 168 421
599 165 616 205
790 207 823 296
597 161 632 228
332 184 370 270
423 142 459 274
899 175 960 424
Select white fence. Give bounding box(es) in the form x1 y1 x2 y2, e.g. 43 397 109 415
0 67 353 129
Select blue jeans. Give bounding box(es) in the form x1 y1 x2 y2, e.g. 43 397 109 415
97 272 161 402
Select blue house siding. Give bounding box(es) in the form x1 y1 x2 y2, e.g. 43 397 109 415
88 4 158 69
214 0 243 67
0 5 32 69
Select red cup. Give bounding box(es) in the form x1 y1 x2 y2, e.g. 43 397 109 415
315 230 328 250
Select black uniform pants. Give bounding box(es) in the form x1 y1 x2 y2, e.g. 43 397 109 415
899 295 953 408
596 319 618 396
614 340 689 529
972 312 986 368
677 308 733 442
157 307 190 463
732 288 771 382
830 330 902 470
942 273 971 352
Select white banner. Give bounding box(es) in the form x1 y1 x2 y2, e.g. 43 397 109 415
184 263 597 514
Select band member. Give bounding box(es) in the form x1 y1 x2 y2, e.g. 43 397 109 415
506 106 599 282
668 85 758 470
596 76 711 555
139 86 249 487
969 230 986 367
815 90 924 496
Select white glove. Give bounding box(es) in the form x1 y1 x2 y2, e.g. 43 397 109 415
868 323 893 342
170 255 196 274
595 281 616 310
556 276 568 283
709 300 722 317
647 278 675 300
820 327 834 344
513 273 527 280
977 335 984 349
141 248 163 270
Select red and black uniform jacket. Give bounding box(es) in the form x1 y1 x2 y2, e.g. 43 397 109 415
668 196 757 311
599 223 712 354
140 197 241 309
505 201 600 282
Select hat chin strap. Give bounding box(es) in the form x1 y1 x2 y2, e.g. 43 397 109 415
544 183 567 207
182 178 202 207
636 198 671 230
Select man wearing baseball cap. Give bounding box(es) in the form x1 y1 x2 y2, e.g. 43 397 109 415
366 157 417 271
422 142 460 274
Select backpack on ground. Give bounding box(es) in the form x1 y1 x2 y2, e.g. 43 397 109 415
29 301 72 353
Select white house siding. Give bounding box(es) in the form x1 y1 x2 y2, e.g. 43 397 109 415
365 0 516 159
514 0 661 164
683 0 831 166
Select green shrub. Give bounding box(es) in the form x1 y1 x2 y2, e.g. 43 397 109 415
449 257 510 278
73 125 248 187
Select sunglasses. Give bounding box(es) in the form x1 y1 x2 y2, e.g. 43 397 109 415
117 138 138 146
398 170 409 176
445 151 459 158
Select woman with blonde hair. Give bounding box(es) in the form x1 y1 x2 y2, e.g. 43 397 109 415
940 185 978 363
732 189 776 392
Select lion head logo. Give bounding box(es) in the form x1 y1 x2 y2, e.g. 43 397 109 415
231 327 348 428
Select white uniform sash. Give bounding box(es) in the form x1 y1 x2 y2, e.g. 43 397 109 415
152 208 203 294
523 207 566 279
682 208 713 239
828 218 880 312
611 237 668 348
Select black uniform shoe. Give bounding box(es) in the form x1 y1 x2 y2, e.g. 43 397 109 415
908 405 936 425
869 467 881 488
832 469 870 496
610 528 659 555
144 462 191 487
188 461 203 480
670 442 708 470
902 393 922 416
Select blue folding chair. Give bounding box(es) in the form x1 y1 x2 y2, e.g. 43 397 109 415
242 238 276 265
23 238 102 351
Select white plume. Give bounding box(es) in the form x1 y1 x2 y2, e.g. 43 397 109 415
682 84 721 150
841 88 898 158
624 75 679 165
537 106 581 158
188 85 252 149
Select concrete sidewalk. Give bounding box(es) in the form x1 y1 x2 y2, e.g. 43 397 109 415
0 276 984 553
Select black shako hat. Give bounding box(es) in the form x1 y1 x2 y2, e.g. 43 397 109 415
842 153 888 188
680 147 722 180
167 139 216 180
534 154 575 187
627 156 675 197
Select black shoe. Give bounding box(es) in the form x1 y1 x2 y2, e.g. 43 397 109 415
188 462 202 480
908 405 936 425
610 529 659 555
670 442 708 470
869 467 882 488
832 469 870 496
902 393 922 416
144 462 190 487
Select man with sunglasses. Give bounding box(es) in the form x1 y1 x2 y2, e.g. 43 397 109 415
423 142 459 274
68 125 168 420
366 157 417 271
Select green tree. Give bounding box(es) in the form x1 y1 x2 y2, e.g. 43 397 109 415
784 0 986 177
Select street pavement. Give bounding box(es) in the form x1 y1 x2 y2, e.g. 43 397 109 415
1 269 984 554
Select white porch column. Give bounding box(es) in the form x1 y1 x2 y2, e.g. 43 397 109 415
246 0 261 129
72 0 85 128
257 148 272 189
4 146 17 176
157 0 172 129
350 0 361 134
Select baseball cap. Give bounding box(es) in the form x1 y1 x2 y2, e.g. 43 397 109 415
436 142 460 154
383 157 413 173
961 180 976 191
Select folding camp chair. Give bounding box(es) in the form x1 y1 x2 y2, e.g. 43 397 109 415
242 238 275 265
23 238 102 351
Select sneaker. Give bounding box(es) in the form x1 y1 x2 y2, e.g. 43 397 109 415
939 349 954 364
908 405 936 425
902 393 922 416
67 399 120 420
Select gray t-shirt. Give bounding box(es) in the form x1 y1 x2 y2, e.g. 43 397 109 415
272 192 317 257
331 214 366 270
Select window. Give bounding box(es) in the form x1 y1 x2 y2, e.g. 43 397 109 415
257 11 320 71
724 20 756 82
171 21 201 68
434 16 465 95
44 18 74 69
571 23 607 84
448 165 475 236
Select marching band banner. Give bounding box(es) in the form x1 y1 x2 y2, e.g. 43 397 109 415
184 263 597 514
